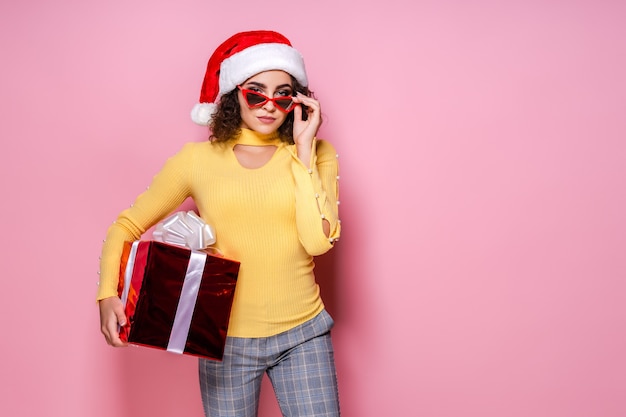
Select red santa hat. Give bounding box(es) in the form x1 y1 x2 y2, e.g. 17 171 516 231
191 30 308 125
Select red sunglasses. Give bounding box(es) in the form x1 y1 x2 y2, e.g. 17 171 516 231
237 86 295 113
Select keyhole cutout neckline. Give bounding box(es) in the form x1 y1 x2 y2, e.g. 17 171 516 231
231 128 284 170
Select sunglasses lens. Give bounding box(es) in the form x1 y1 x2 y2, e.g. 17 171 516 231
275 98 294 111
241 88 294 112
245 92 266 107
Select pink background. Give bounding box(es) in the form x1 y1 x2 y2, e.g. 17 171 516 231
1 1 624 416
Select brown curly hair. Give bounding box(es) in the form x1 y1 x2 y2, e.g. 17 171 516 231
209 77 316 144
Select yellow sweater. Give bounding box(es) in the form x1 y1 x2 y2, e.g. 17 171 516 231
97 128 340 337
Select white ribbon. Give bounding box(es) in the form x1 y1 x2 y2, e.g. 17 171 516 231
120 241 140 313
166 250 207 354
152 211 216 250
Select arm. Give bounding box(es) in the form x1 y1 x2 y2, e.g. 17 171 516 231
289 139 341 256
96 143 196 344
288 94 341 255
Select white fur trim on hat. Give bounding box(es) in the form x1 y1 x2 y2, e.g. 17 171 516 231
218 43 308 98
191 102 218 126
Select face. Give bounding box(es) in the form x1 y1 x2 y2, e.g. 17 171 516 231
238 70 294 135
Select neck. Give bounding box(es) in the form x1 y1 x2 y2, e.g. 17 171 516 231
235 128 282 146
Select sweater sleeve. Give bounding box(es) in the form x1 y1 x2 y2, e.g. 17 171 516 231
96 143 196 301
289 139 341 256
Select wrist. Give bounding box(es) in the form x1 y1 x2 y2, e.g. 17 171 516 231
295 138 316 168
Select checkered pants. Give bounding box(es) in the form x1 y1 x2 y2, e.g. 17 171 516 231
199 310 340 417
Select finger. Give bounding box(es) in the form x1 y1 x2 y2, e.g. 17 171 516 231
100 308 128 347
105 319 128 347
303 101 320 117
293 102 303 120
112 308 129 346
100 325 112 345
101 321 117 346
302 99 320 111
294 93 320 108
115 306 127 327
101 315 115 344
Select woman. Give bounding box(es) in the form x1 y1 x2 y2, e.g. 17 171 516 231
97 30 341 416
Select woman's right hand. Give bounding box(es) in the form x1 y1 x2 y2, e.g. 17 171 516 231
99 296 128 347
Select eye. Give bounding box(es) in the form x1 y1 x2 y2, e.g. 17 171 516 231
275 89 292 97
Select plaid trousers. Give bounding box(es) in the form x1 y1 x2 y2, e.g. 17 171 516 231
199 310 340 417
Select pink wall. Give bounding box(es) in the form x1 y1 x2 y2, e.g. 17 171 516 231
1 1 624 416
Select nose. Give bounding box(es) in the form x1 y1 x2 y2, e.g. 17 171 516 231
261 99 276 112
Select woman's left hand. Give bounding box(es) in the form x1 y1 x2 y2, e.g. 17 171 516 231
292 93 322 150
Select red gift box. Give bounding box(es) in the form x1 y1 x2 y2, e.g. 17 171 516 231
117 240 239 360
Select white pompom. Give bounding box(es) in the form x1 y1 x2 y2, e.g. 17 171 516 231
191 102 217 125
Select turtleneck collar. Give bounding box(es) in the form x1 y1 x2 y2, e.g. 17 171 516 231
233 128 283 146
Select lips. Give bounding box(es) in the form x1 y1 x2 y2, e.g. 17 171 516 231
257 116 276 124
